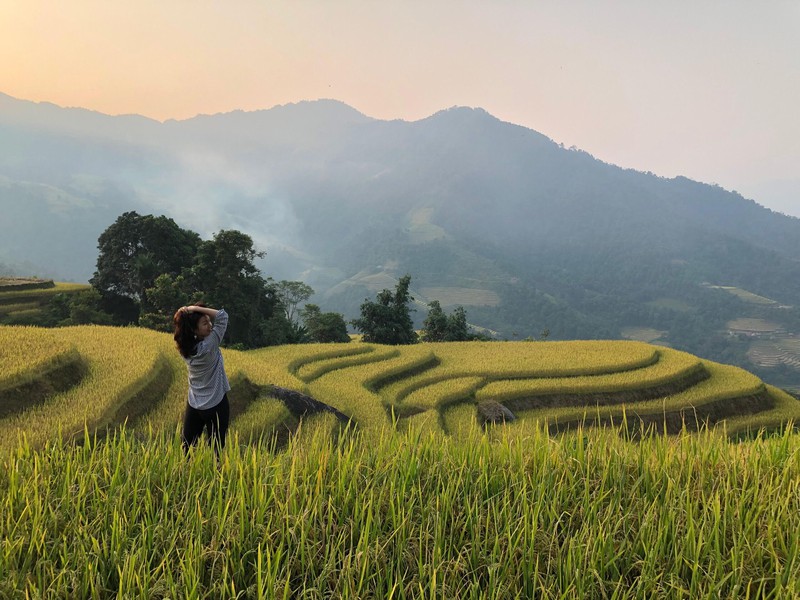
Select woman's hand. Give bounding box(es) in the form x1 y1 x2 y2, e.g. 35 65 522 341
183 305 219 318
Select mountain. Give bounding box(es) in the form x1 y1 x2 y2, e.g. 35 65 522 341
2 92 800 389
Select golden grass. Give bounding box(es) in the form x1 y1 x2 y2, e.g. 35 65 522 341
0 326 171 451
441 401 482 437
305 346 435 435
401 376 486 412
381 340 658 405
401 408 443 435
722 385 800 435
2 324 797 447
5 425 800 597
0 326 70 387
508 361 765 431
295 345 397 382
476 347 701 402
233 395 294 444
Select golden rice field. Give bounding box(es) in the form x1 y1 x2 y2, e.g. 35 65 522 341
2 324 800 452
0 281 90 323
3 323 800 598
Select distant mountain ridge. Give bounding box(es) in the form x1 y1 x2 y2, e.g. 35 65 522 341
2 91 800 389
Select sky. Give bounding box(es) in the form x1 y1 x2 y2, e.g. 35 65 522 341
1 0 798 217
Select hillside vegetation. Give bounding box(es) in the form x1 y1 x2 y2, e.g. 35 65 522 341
4 95 800 393
0 278 89 325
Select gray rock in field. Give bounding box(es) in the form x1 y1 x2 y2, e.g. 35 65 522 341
266 385 352 424
477 400 516 426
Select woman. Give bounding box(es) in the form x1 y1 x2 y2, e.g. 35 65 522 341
173 304 231 453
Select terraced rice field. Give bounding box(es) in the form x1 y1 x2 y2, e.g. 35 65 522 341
727 318 784 334
748 337 800 369
709 285 779 305
0 281 90 324
2 325 799 452
620 326 666 343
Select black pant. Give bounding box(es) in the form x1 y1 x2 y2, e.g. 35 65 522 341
182 394 230 454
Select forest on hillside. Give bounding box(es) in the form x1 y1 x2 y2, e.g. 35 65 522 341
3 98 800 392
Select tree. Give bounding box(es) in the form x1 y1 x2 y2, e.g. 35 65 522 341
421 301 471 341
190 229 284 348
445 306 470 341
274 281 314 324
91 213 299 347
301 304 350 343
67 288 113 325
91 211 200 322
140 273 194 331
420 300 448 342
351 274 417 344
46 289 112 326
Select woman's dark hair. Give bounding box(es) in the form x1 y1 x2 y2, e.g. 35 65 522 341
173 303 206 358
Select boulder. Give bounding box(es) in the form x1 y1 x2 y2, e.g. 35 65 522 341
477 400 516 426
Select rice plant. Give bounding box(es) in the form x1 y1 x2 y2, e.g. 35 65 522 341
2 425 799 598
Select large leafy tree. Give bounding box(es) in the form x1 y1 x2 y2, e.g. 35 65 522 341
190 229 285 348
94 214 290 347
351 274 418 344
91 211 200 321
140 273 194 331
445 306 470 341
301 304 350 343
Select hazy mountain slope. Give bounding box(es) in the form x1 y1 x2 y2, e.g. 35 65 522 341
3 92 800 391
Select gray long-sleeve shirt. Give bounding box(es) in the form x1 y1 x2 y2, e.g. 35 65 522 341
185 309 231 410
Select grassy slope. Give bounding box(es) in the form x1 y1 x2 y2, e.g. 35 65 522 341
3 325 800 597
2 325 800 451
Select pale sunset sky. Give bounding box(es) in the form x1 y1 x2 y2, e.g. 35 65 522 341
1 0 798 216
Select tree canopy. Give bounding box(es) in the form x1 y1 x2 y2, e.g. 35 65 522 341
91 211 201 314
92 214 288 348
351 275 418 345
274 281 314 325
421 300 471 342
301 304 351 343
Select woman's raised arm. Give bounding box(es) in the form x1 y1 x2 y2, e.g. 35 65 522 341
183 305 219 318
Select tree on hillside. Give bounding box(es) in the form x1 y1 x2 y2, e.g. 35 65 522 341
351 275 418 344
46 288 112 327
274 280 314 324
65 288 114 326
91 211 200 322
190 230 285 348
445 305 470 341
420 300 448 341
92 213 291 347
421 300 471 341
301 304 350 343
138 230 280 346
140 273 194 331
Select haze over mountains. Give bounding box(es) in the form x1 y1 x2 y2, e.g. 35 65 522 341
2 91 800 389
